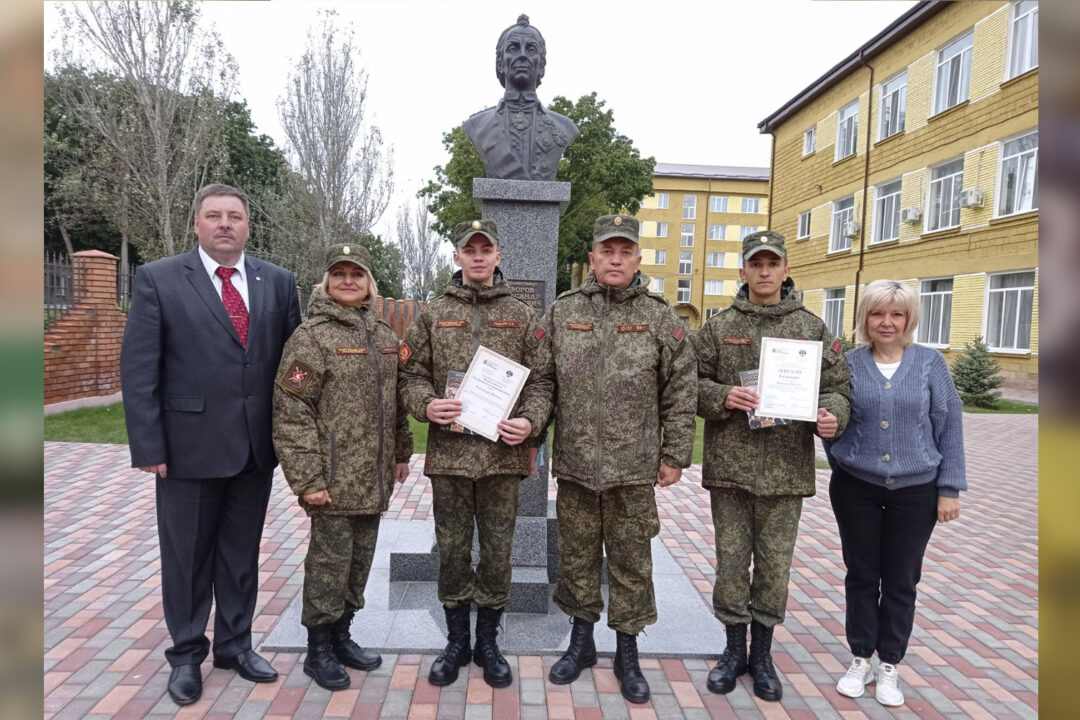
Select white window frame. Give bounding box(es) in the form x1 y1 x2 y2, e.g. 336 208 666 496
830 196 855 252
655 221 668 238
706 307 722 320
926 158 964 232
651 276 665 293
984 270 1036 352
797 211 811 239
707 224 725 240
835 100 858 161
706 251 724 268
879 71 907 140
656 193 669 209
680 223 695 247
995 130 1038 217
918 278 954 347
872 179 902 244
739 226 758 241
678 251 693 275
677 278 691 304
682 194 696 220
654 249 667 266
803 126 816 156
741 197 761 214
709 195 729 213
1007 1 1039 80
705 279 724 296
933 30 973 115
737 254 744 269
824 288 845 338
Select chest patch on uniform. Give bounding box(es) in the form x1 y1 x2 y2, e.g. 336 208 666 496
533 328 546 341
398 343 412 364
488 319 521 329
280 359 314 395
336 347 369 355
436 319 468 328
723 336 751 345
618 323 650 333
379 345 399 354
672 325 686 341
831 339 844 353
566 321 594 331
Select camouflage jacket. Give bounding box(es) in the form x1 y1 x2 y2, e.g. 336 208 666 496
398 269 553 478
272 288 413 515
541 271 696 492
693 279 851 497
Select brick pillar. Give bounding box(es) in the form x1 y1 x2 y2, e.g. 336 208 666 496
74 250 120 307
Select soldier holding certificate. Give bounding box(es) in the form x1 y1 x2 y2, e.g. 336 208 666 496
692 230 851 702
399 219 553 689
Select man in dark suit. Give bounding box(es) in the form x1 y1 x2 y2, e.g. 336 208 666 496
120 183 302 705
463 14 578 181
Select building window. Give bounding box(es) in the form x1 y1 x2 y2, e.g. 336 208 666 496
879 71 907 140
741 198 761 213
835 100 858 161
986 271 1035 350
830 196 855 252
803 126 817 155
918 278 953 346
654 249 667 265
797 211 811 239
1008 1 1039 79
678 251 693 275
997 131 1038 217
656 193 669 209
873 179 902 244
681 223 695 247
651 276 665 293
706 307 722 320
705 280 724 296
824 288 845 337
709 196 729 212
739 226 758 241
683 194 696 220
677 279 691 304
927 158 963 232
707 224 726 240
655 221 668 238
706 251 724 268
934 30 973 114
737 254 744 269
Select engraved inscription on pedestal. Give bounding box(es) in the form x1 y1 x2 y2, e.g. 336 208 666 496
507 279 545 313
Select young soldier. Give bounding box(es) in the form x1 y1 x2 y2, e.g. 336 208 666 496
399 220 552 689
693 230 851 702
542 215 696 704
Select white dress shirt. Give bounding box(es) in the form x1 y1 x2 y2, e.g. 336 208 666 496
198 245 250 310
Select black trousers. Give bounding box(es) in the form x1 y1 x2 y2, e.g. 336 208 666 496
828 466 937 664
156 462 272 667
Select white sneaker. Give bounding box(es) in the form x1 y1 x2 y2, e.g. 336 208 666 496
835 657 874 698
875 662 905 706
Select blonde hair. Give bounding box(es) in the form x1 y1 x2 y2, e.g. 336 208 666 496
854 279 919 347
321 264 378 308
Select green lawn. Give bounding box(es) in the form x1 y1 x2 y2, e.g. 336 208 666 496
963 399 1038 414
45 403 129 444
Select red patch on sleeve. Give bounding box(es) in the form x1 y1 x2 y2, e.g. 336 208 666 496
282 360 314 394
533 328 546 341
672 326 685 341
398 343 412 364
831 340 843 353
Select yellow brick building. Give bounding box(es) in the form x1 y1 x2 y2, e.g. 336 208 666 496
759 0 1038 390
636 163 770 328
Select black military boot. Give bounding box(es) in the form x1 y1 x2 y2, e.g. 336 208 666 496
612 631 650 704
427 604 472 686
548 617 598 684
748 620 783 701
473 606 512 688
303 625 350 691
330 610 382 671
707 623 748 694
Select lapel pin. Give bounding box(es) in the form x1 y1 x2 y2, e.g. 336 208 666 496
256 276 262 281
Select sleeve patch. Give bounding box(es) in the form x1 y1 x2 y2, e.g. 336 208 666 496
617 323 650 333
436 319 468 328
831 340 844 354
672 325 686 341
723 336 751 345
379 345 399 354
566 321 594 331
281 359 315 394
398 343 412 364
533 328 546 341
488 319 521 329
336 347 369 355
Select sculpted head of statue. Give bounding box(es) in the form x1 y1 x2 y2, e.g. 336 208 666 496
495 14 547 92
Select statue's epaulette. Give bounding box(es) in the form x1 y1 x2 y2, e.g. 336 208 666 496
466 105 497 120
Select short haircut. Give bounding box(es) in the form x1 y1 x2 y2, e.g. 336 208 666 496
495 15 546 89
321 265 378 308
854 279 920 347
193 183 250 217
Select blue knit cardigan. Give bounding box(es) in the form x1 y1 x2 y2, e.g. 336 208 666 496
824 344 967 497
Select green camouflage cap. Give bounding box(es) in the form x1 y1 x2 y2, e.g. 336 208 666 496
324 243 373 274
593 214 639 245
742 229 787 260
452 219 499 248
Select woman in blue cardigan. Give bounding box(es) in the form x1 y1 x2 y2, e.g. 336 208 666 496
824 279 966 708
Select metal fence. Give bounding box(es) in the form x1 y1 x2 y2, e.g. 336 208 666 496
44 252 86 331
117 261 136 314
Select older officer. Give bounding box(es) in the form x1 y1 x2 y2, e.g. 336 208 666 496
399 219 552 689
693 230 851 702
542 215 696 704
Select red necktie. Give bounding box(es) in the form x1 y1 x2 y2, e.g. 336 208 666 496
216 266 249 346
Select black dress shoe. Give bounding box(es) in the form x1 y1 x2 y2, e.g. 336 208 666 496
213 649 279 683
167 664 202 705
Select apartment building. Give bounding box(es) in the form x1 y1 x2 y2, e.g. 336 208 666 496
636 163 770 328
759 0 1038 389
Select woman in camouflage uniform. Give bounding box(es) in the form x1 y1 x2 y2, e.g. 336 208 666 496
272 244 413 692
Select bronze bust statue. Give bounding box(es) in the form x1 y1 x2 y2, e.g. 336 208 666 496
463 15 579 182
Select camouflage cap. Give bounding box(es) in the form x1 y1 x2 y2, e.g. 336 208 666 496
593 214 639 245
324 243 373 275
742 229 787 260
452 219 499 248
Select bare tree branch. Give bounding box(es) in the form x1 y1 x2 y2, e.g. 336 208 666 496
396 200 449 301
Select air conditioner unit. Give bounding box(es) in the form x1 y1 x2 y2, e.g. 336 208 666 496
842 221 860 238
900 207 922 224
959 188 984 208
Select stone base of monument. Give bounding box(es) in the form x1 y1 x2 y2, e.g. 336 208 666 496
263 519 725 658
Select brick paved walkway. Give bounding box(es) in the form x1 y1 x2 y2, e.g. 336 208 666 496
44 414 1036 719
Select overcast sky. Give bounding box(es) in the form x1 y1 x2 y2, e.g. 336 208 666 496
45 0 916 238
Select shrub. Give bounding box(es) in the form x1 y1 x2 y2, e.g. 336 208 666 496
950 335 1004 408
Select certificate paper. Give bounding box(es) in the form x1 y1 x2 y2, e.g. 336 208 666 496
756 337 823 422
455 345 530 442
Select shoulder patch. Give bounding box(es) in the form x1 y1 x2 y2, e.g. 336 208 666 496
672 325 686 342
831 339 844 354
533 328 546 341
280 359 315 395
398 343 412 364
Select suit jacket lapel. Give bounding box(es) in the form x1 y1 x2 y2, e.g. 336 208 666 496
244 255 264 353
183 246 244 348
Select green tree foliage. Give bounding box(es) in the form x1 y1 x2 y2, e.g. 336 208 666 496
357 233 405 300
420 92 655 292
950 335 1005 408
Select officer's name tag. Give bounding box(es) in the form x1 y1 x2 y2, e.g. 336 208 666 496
565 321 593 331
336 347 368 355
617 324 649 333
436 320 468 328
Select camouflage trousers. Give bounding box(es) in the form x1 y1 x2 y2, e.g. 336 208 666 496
710 487 803 628
430 475 520 610
302 514 380 627
553 480 660 635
